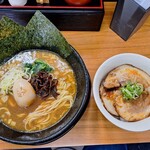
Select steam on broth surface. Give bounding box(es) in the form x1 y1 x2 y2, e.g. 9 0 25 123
0 50 76 132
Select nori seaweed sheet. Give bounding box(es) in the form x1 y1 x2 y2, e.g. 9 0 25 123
0 16 24 40
0 27 33 62
0 11 72 63
26 11 72 58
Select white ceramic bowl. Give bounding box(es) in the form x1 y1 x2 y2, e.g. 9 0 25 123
8 0 27 6
93 53 150 132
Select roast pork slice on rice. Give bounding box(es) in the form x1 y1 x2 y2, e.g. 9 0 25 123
100 64 150 121
100 85 119 116
115 93 150 121
103 65 150 89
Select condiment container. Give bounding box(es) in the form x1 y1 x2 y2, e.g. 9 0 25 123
110 0 150 41
65 0 91 6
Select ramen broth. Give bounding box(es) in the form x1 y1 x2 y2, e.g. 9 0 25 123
0 50 76 132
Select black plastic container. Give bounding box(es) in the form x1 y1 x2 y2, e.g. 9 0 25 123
110 0 150 40
0 0 104 31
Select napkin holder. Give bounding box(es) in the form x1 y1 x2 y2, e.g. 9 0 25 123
110 0 150 41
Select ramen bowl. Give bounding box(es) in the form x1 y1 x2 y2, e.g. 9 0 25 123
0 47 91 145
93 53 150 132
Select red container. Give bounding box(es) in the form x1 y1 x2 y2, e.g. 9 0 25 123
65 0 91 6
0 0 104 31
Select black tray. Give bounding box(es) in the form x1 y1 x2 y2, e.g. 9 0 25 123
0 0 104 31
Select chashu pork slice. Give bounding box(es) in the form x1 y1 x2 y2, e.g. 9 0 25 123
114 65 150 121
101 64 150 121
103 65 150 89
100 85 119 116
115 92 150 121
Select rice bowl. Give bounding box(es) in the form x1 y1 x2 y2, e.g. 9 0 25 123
93 53 150 132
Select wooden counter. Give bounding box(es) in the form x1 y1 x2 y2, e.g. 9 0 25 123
1 2 150 149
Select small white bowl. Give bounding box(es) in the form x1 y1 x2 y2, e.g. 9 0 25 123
8 0 27 6
93 53 150 132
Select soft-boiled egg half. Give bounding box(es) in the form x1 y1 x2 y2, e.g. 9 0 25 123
13 78 36 107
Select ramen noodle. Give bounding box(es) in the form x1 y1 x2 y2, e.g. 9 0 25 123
0 50 76 132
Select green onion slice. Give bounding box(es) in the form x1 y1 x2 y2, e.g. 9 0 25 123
120 82 143 101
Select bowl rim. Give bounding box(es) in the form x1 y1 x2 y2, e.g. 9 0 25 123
0 46 91 145
93 53 150 132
